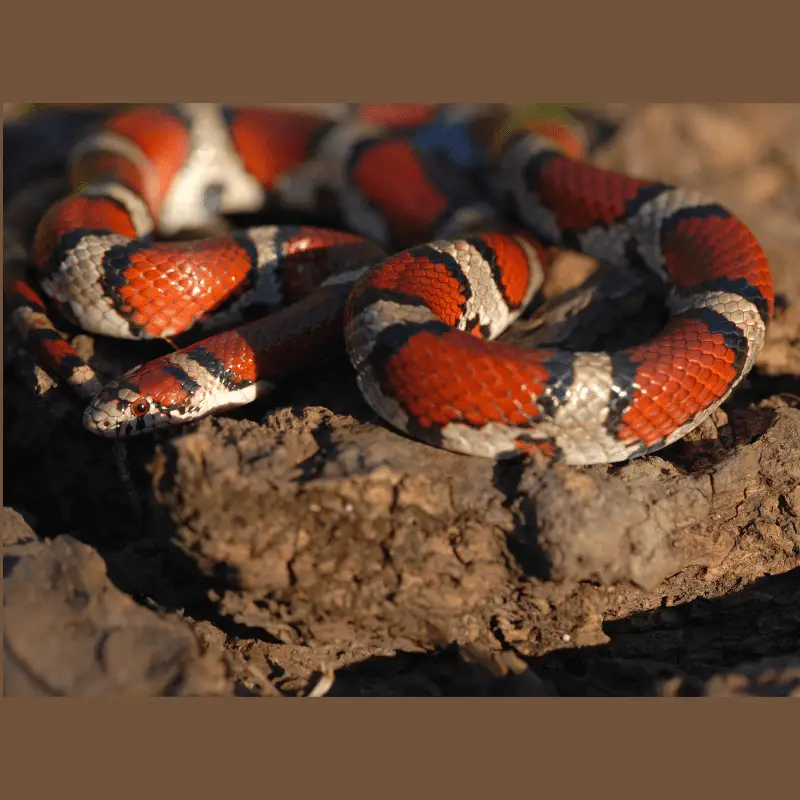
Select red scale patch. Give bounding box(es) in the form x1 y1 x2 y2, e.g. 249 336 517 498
105 107 191 209
363 250 470 327
229 108 328 191
383 330 554 429
351 140 447 249
7 279 47 313
195 330 259 385
661 215 774 316
126 360 195 409
356 104 438 128
277 227 383 303
33 196 139 275
538 157 654 232
116 237 256 337
40 335 80 364
617 316 740 447
475 232 542 308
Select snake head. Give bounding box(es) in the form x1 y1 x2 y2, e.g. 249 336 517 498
82 357 206 437
83 352 271 438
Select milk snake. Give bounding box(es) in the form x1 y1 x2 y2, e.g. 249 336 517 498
4 103 773 465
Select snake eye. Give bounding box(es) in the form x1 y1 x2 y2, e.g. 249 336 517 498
131 398 150 417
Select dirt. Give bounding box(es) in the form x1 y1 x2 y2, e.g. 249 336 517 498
3 103 799 697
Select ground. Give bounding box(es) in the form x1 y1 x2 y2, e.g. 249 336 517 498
3 103 799 696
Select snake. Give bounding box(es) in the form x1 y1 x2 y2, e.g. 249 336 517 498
3 103 774 465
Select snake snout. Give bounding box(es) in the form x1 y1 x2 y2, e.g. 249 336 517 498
83 401 120 437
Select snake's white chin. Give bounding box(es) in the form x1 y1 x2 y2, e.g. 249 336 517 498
82 405 137 437
83 403 119 437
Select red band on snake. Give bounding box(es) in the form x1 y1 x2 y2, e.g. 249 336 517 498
4 103 773 465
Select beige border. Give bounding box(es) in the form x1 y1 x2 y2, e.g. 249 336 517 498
3 0 798 790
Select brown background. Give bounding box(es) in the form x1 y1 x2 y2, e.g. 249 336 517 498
2 0 797 792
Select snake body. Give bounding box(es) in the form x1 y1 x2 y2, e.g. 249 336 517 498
5 103 773 465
